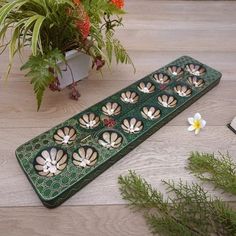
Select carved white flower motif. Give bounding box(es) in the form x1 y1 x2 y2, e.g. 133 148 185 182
187 76 205 88
141 107 160 120
98 131 123 149
73 146 98 168
174 85 192 97
137 82 155 93
79 113 100 129
153 73 171 84
34 148 68 177
158 94 177 108
102 102 121 116
167 66 183 76
121 118 143 134
54 127 76 145
185 64 206 76
120 91 139 104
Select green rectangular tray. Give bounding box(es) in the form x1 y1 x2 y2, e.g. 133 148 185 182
15 56 222 208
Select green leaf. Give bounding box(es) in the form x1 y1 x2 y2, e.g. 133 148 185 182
4 26 21 79
0 0 27 25
21 49 64 110
119 171 236 236
31 15 45 55
187 152 236 195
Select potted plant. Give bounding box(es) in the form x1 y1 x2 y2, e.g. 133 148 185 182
0 0 133 110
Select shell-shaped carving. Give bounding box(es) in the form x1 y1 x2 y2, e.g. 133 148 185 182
120 91 139 104
137 82 155 94
79 113 100 129
185 64 206 76
141 107 161 120
158 94 177 108
121 118 143 134
72 146 98 168
187 76 205 87
167 66 184 76
98 131 123 149
153 73 171 84
102 102 121 116
53 127 76 145
174 85 192 97
34 148 68 177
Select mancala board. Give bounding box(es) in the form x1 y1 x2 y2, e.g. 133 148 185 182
15 56 222 208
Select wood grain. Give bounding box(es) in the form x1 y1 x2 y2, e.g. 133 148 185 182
0 1 235 235
0 205 152 236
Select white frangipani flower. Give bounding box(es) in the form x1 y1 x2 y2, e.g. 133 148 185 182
188 113 206 135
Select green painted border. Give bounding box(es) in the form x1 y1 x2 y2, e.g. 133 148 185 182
15 55 222 208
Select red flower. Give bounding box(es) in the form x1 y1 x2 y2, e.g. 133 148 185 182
104 118 116 128
73 1 90 39
75 14 90 39
111 0 124 9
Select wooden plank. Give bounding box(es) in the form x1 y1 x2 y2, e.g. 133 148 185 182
1 51 236 81
125 0 236 22
1 202 235 236
115 29 236 52
0 126 235 207
0 205 152 236
0 80 235 128
88 51 236 81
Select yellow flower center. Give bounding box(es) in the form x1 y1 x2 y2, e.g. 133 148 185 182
193 120 201 129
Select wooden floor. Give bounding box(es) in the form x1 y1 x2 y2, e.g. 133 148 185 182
1 1 236 235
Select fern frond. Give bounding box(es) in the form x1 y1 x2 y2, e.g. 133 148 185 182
21 49 64 110
118 171 236 236
187 152 236 195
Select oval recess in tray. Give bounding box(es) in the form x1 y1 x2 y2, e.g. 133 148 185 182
102 102 121 116
79 113 100 129
53 126 77 145
185 63 206 76
72 146 98 168
34 147 68 177
120 91 139 104
141 106 161 120
187 76 205 88
137 82 155 94
98 130 123 149
121 118 144 134
167 65 184 76
157 94 177 108
174 84 192 97
152 73 171 84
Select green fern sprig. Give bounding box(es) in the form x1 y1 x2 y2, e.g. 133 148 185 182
21 49 65 110
187 152 236 195
118 171 236 236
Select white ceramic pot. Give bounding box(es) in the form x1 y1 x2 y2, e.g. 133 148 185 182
57 50 90 89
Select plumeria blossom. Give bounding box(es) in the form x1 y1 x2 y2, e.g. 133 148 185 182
188 113 206 135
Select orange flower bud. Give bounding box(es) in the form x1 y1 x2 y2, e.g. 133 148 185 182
111 0 124 9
